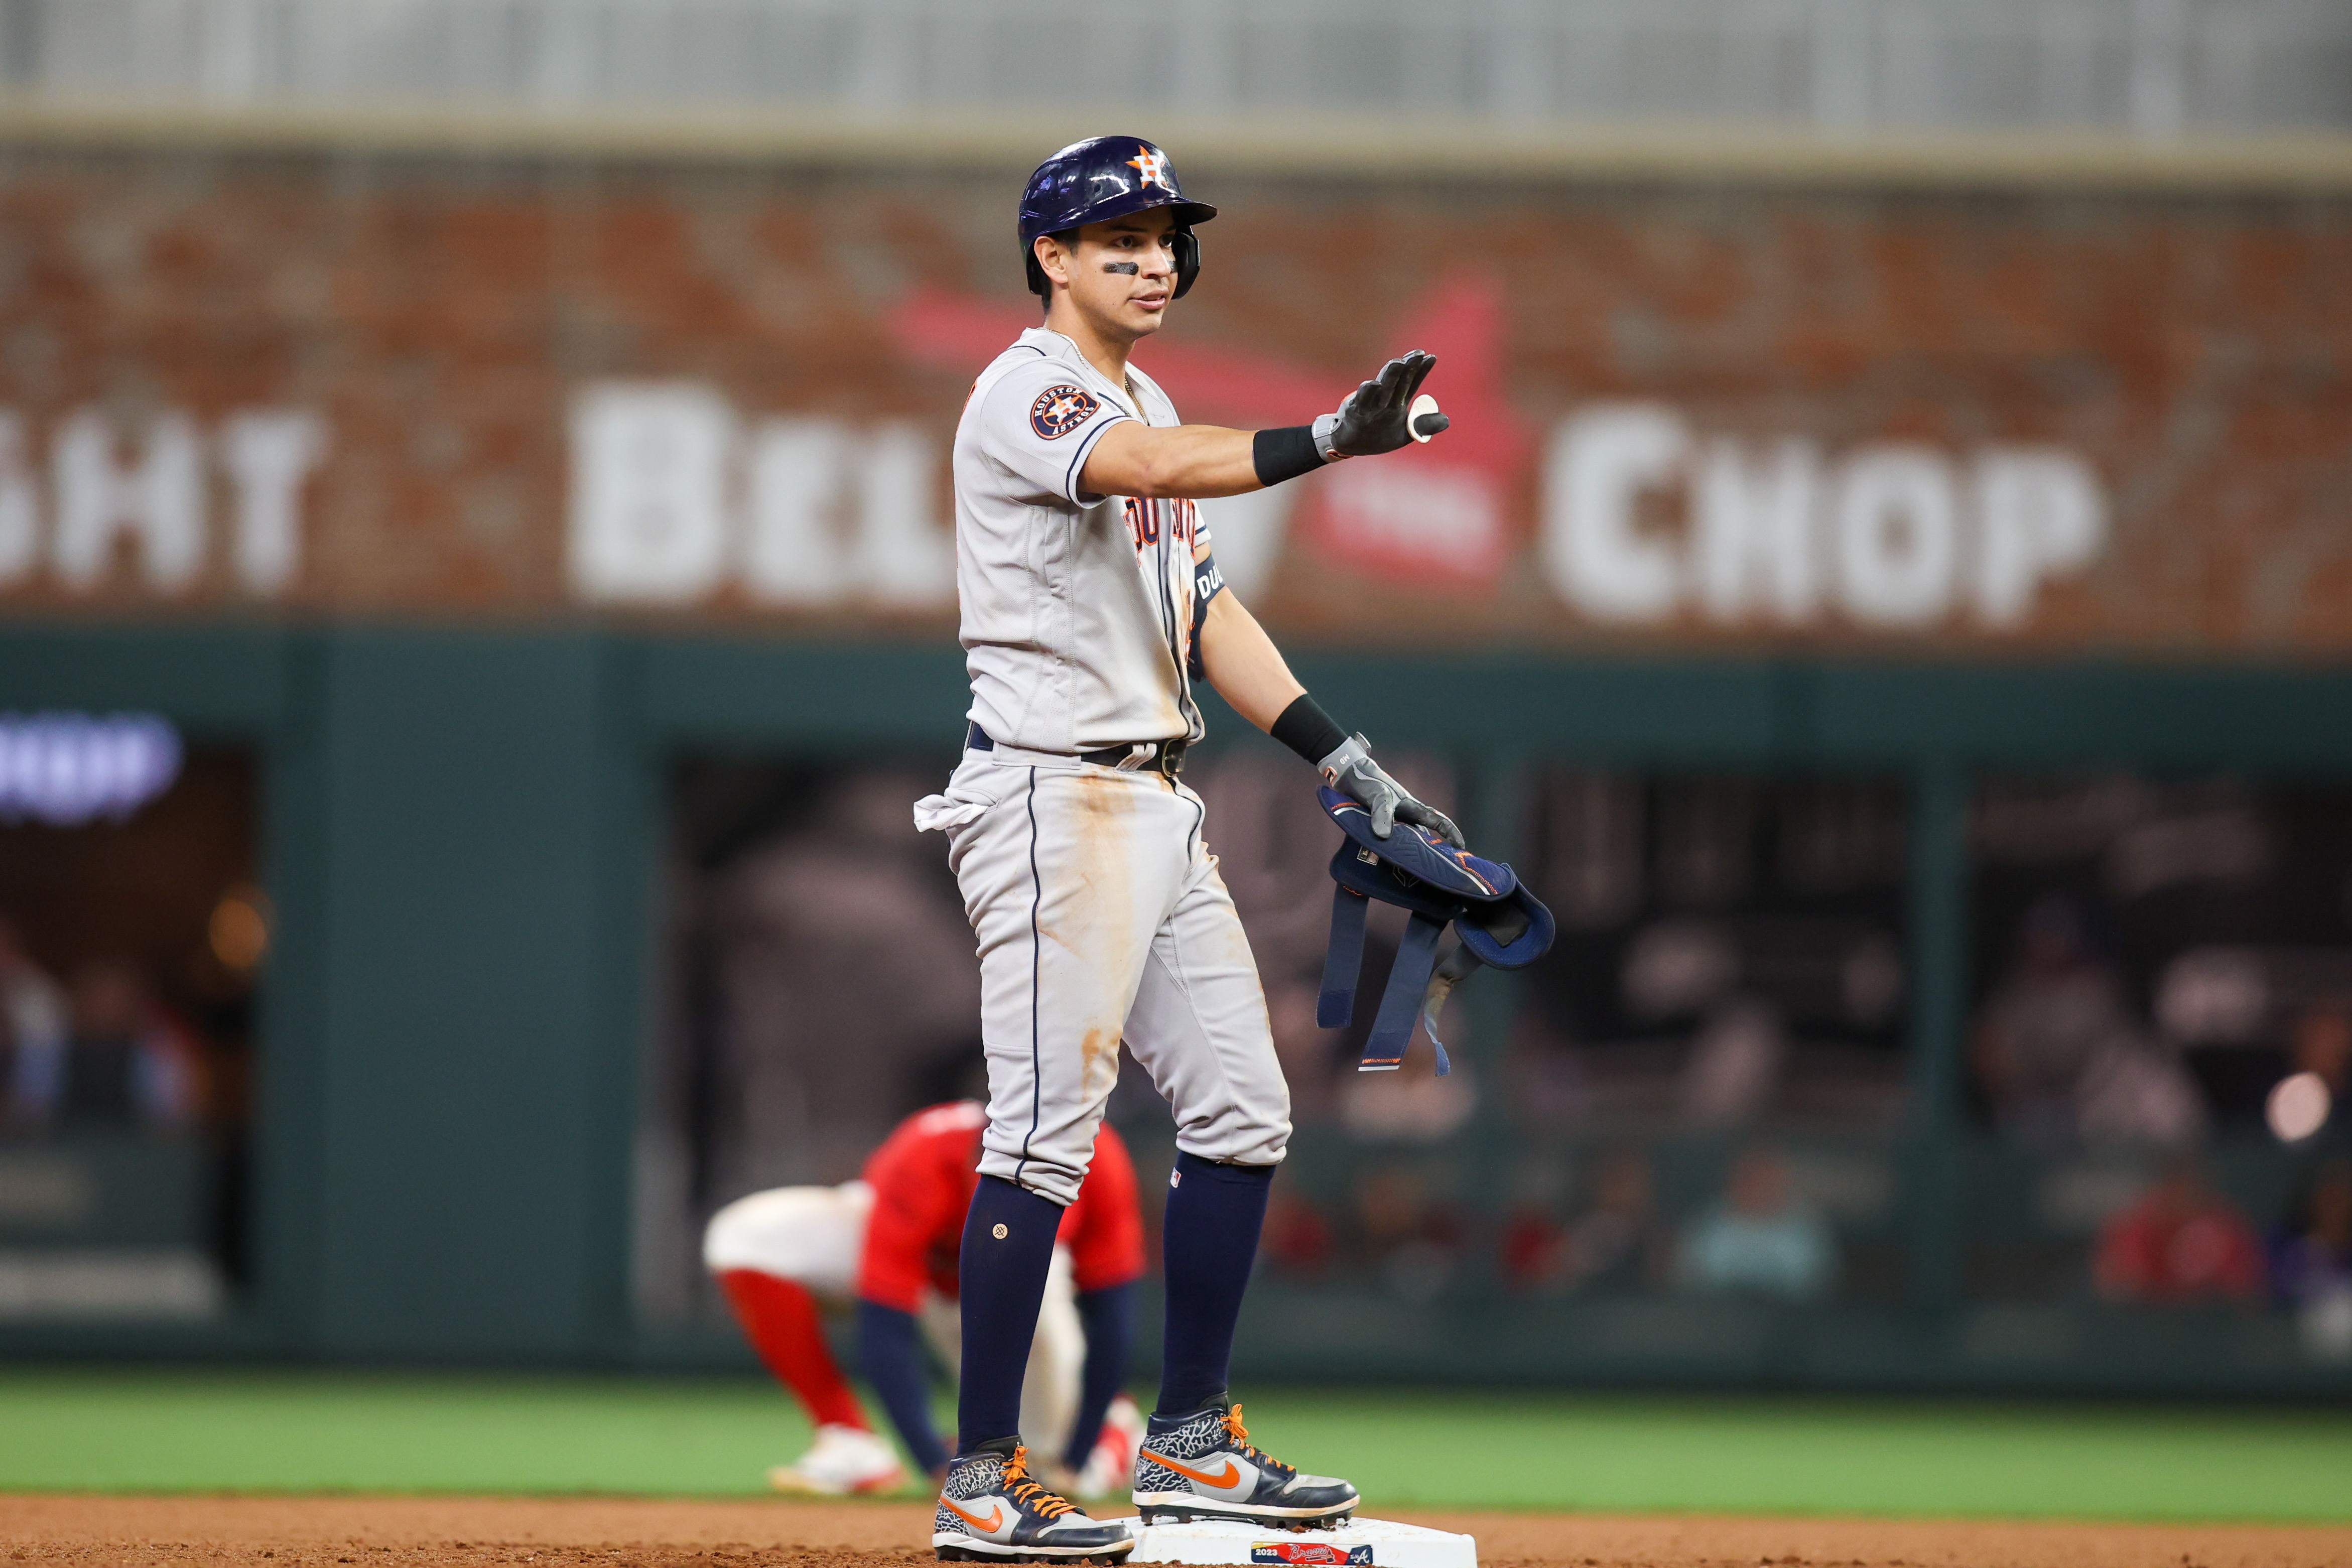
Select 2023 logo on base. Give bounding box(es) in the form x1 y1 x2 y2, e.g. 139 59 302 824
1030 384 1100 439
1250 1544 1372 1565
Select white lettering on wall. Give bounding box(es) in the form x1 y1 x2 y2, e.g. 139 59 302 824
0 406 327 596
568 382 959 611
219 410 328 594
1693 439 1820 624
1973 447 2106 627
744 417 850 606
1834 445 1958 627
1544 403 2107 630
567 388 2105 630
53 410 205 591
1544 405 1685 621
569 383 735 605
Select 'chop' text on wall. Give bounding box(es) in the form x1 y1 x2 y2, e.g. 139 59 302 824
1547 405 2107 629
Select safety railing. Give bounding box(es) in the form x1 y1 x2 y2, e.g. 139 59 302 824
6 0 2351 140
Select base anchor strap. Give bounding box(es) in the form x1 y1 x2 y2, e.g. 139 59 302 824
1361 910 1447 1074
1318 884 1369 1028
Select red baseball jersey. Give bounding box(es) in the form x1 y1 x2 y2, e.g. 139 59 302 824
854 1100 1144 1312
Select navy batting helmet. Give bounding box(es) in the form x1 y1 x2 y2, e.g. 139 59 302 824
1019 135 1217 301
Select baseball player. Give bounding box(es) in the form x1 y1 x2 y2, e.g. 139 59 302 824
704 1100 1145 1497
912 135 1459 1562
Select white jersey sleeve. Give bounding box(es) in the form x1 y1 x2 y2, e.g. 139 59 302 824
975 358 1135 508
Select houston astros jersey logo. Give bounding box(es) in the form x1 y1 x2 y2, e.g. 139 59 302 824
1126 147 1172 190
1029 383 1099 439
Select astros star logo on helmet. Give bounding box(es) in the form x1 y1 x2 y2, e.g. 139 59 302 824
1126 147 1171 190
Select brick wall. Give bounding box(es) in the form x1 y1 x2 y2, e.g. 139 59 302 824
1 145 2346 654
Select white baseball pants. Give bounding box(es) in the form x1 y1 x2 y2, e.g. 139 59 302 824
915 749 1292 1208
702 1181 1086 1454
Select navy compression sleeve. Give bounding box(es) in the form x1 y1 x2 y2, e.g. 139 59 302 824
856 1298 948 1475
1063 1281 1137 1472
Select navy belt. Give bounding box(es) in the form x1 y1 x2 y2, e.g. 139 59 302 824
966 722 1186 778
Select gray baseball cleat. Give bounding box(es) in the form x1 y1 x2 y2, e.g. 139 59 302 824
1131 1397 1359 1527
935 1438 1136 1562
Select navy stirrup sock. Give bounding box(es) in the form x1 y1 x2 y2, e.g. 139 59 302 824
1156 1151 1274 1417
1065 1281 1135 1472
857 1299 949 1475
955 1173 1066 1453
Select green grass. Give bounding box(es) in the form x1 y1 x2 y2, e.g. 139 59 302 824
1236 1390 2352 1522
0 1370 2349 1523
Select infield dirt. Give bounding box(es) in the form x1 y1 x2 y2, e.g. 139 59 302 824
3 1496 2348 1568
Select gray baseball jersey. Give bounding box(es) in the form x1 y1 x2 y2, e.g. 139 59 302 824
952 327 1223 754
916 327 1288 1206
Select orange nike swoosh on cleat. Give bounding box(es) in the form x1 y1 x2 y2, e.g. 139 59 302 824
941 1497 1008 1533
1141 1450 1241 1489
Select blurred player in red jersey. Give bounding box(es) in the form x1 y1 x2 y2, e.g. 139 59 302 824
703 1100 1146 1496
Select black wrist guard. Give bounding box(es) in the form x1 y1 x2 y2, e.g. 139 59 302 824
1272 694 1350 767
1252 426 1323 488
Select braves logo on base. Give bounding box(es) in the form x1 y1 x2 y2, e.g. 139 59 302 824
1030 384 1100 439
1250 1545 1372 1565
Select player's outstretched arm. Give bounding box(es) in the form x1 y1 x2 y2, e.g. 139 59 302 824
1196 590 1463 846
1080 350 1450 500
1082 419 1262 499
1195 590 1307 730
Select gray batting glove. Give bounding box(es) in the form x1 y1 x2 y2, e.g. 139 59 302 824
1317 734 1466 848
1313 350 1448 459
